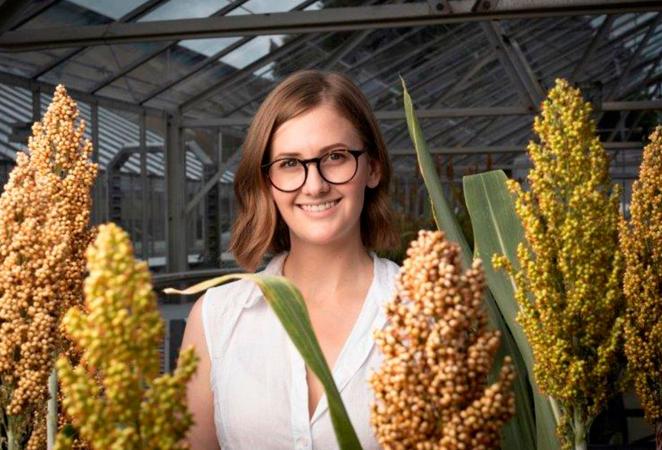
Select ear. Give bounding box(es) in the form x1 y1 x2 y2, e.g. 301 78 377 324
366 157 381 189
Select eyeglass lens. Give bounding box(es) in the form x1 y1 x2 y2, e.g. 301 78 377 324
268 150 359 192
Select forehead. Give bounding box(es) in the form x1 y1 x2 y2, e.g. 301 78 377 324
271 104 361 157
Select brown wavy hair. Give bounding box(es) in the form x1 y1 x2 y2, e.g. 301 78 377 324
229 70 398 271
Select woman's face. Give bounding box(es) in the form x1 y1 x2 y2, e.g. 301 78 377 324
268 103 381 249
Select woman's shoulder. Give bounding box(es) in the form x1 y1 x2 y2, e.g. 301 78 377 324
204 278 256 301
373 253 401 301
203 253 286 309
374 253 401 279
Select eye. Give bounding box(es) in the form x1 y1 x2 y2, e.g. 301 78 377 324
328 150 349 161
277 158 299 169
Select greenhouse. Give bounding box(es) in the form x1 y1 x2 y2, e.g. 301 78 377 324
0 0 661 449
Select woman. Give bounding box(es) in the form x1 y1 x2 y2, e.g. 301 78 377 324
180 70 400 449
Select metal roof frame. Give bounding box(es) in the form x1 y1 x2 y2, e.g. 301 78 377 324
2 1 661 51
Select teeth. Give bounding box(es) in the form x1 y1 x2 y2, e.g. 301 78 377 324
300 200 338 212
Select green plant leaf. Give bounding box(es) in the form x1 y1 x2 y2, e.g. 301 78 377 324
463 170 561 449
402 78 537 450
165 275 362 450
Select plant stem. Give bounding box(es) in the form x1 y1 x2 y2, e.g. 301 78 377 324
573 408 587 450
47 369 57 449
549 396 562 424
7 415 16 450
656 421 661 450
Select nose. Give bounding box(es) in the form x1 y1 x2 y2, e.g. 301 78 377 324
301 161 329 196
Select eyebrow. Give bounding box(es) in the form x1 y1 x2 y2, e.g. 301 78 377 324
272 143 351 159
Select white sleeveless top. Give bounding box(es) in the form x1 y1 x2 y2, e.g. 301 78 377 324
201 252 400 450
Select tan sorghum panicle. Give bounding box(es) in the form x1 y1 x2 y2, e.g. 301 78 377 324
0 84 97 436
620 125 662 424
493 79 625 449
370 230 515 450
26 409 46 450
54 223 198 450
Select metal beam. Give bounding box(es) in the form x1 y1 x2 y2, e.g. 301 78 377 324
222 26 423 118
184 143 243 219
606 12 662 99
481 21 540 109
0 70 163 115
602 100 662 110
0 0 35 34
320 29 372 70
506 33 546 103
484 36 662 146
379 17 565 135
181 100 662 128
6 0 60 31
185 159 233 215
138 36 254 104
180 35 311 111
88 0 251 95
570 15 615 82
138 0 320 105
30 0 170 80
388 141 643 155
165 114 187 272
183 106 529 127
139 111 149 260
186 140 213 166
2 1 661 51
386 52 498 145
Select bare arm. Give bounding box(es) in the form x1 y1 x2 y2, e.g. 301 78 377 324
180 295 221 450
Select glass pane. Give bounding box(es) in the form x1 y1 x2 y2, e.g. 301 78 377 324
178 37 242 57
68 0 151 20
219 35 287 70
18 1 113 29
45 43 164 92
0 49 75 78
227 0 306 15
139 0 232 21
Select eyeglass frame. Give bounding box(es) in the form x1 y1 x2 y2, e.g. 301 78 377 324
261 148 368 193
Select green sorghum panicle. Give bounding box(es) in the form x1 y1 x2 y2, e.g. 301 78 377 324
493 78 626 449
55 223 198 450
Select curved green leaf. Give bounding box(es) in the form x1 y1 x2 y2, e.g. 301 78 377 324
402 78 537 450
165 274 362 450
463 170 561 449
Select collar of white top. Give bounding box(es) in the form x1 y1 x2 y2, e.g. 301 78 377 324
241 251 386 310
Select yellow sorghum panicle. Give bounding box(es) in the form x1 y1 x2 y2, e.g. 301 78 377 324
0 84 97 442
620 125 662 424
54 223 198 450
494 78 625 448
370 230 515 450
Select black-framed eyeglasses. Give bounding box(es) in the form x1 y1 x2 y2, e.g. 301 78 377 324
262 148 367 193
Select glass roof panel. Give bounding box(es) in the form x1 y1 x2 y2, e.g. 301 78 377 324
219 35 287 71
204 34 331 114
640 29 662 60
0 49 74 78
610 12 658 41
178 38 242 57
67 0 152 20
17 0 117 30
45 43 166 91
227 0 306 15
155 64 237 106
138 0 232 21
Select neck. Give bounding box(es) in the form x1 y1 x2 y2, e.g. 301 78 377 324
282 234 373 308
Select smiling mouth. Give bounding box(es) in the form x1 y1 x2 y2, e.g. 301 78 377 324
298 199 341 213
